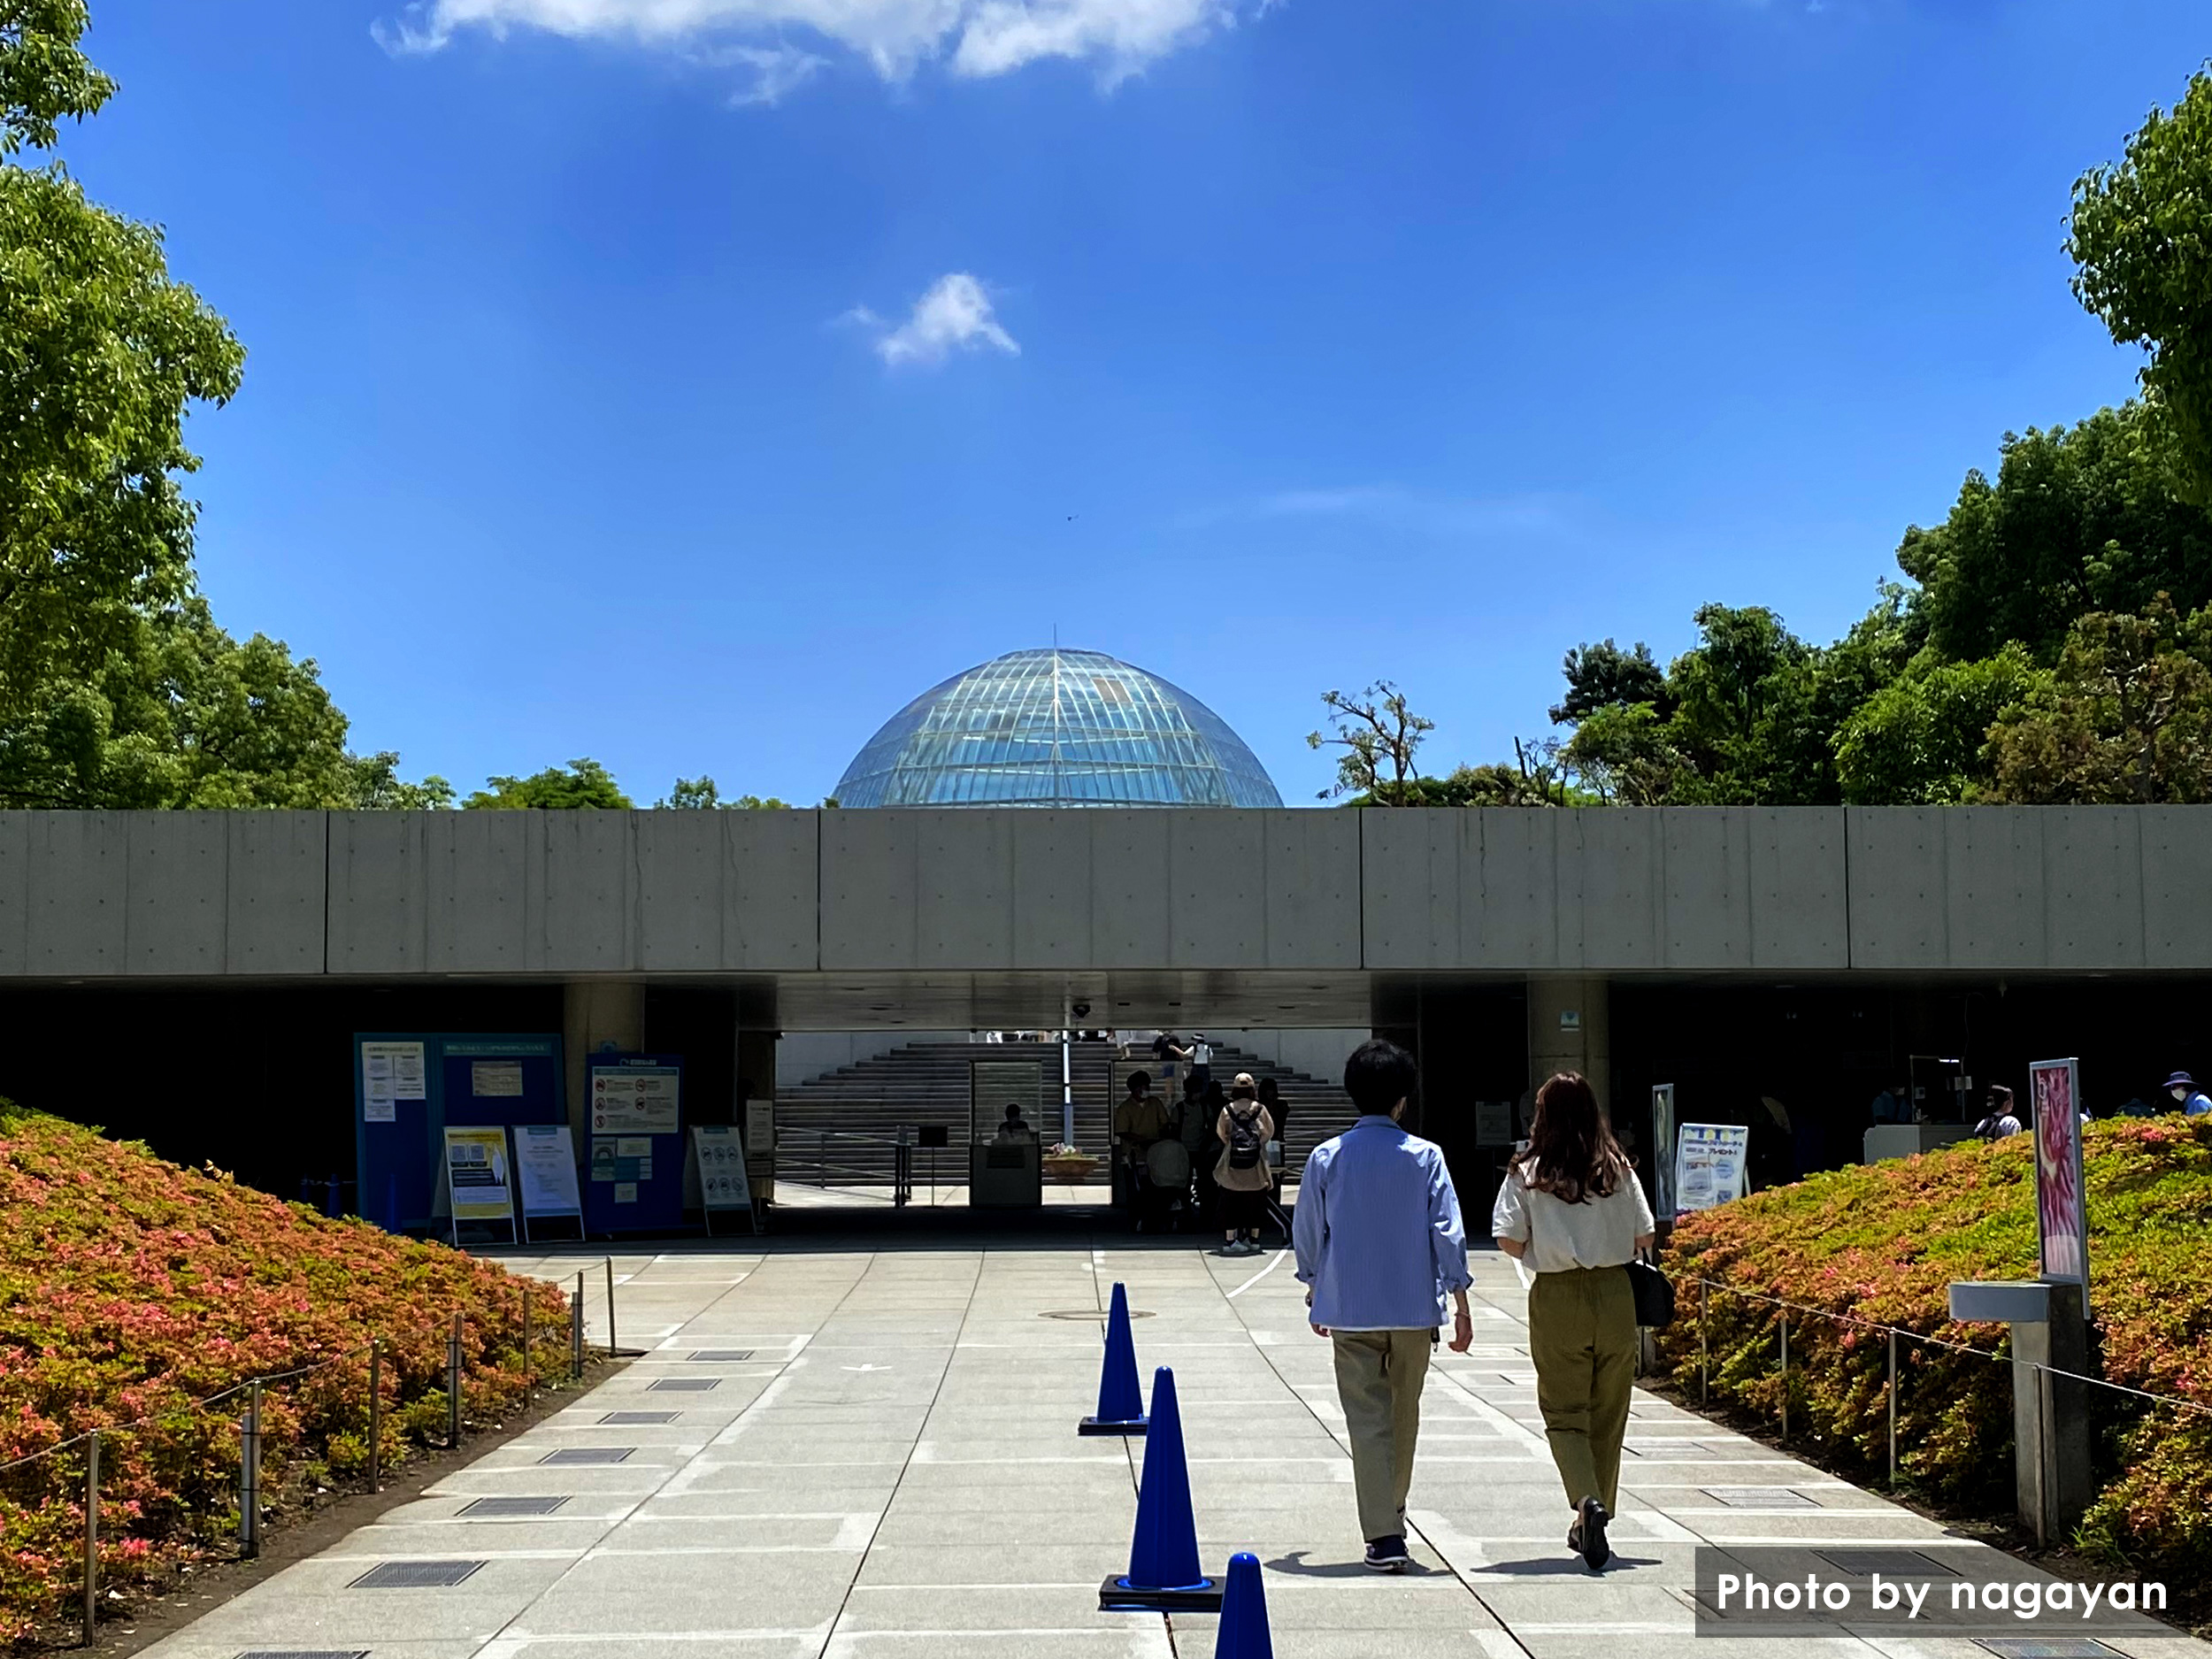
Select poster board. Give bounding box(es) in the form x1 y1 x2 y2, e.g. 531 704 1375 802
513 1124 583 1242
1651 1084 1678 1220
585 1055 685 1235
2030 1057 2088 1302
1673 1122 1748 1217
1474 1101 1516 1147
361 1041 426 1125
691 1125 760 1234
442 1126 517 1243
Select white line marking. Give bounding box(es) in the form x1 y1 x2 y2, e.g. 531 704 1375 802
1227 1248 1288 1299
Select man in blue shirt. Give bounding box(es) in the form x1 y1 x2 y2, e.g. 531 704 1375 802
1293 1039 1473 1573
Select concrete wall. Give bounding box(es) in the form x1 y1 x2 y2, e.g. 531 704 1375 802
11 805 2212 982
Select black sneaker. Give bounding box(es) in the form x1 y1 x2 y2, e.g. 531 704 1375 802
1364 1534 1410 1573
1576 1497 1610 1570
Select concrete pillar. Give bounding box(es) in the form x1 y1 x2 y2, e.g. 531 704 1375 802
2012 1280 2094 1546
1526 977 1610 1112
563 980 646 1141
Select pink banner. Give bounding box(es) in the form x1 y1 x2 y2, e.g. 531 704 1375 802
2031 1057 2086 1288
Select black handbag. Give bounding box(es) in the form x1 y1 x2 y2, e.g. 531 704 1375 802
1627 1250 1677 1329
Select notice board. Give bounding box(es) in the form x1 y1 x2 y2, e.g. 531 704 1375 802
585 1054 685 1235
354 1033 564 1234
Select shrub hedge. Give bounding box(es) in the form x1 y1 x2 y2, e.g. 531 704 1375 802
1660 1114 2212 1584
0 1107 572 1637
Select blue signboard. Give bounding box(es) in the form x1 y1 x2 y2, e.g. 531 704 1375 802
355 1033 565 1234
583 1053 685 1236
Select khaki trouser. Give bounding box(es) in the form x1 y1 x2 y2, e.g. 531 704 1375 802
1331 1329 1432 1541
1527 1264 1638 1514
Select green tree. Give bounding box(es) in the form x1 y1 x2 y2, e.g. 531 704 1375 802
1984 595 2212 803
465 759 633 810
1894 405 2212 664
1550 639 1668 726
1560 702 1690 805
2069 67 2212 503
1308 682 1433 804
0 4 245 718
1832 647 2044 804
0 596 446 808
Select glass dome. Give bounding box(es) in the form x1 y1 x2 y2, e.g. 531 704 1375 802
834 648 1284 809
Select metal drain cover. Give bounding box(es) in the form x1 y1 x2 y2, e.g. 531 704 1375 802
539 1447 633 1465
1976 1644 2127 1659
459 1496 569 1517
602 1410 680 1425
1816 1548 1960 1577
236 1652 371 1659
1703 1487 1817 1509
349 1560 485 1589
1041 1309 1156 1320
648 1378 720 1393
689 1349 757 1361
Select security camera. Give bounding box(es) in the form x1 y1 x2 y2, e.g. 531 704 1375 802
1071 1001 1092 1020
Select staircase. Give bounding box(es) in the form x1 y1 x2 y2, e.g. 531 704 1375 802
772 1039 1357 1196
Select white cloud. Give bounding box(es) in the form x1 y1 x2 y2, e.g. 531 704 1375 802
846 273 1020 368
1179 486 1576 539
374 0 1266 91
695 42 830 104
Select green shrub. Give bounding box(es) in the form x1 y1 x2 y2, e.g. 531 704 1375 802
1661 1115 2212 1578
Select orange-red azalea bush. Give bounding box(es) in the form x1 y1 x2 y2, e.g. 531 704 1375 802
1661 1114 2212 1581
0 1107 571 1637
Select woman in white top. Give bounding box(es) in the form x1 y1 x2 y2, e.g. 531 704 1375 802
1491 1071 1656 1571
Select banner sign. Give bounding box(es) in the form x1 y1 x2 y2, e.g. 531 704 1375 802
692 1125 753 1213
513 1124 582 1219
1651 1084 1678 1220
1674 1122 1749 1216
2031 1057 2088 1297
442 1126 514 1223
589 1061 680 1134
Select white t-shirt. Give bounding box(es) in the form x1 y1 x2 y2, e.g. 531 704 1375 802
1190 1040 1212 1066
1492 1163 1655 1273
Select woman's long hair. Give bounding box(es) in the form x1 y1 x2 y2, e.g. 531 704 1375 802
1510 1072 1628 1204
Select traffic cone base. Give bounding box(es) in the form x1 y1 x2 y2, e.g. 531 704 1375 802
1098 1574 1222 1612
1078 1414 1148 1435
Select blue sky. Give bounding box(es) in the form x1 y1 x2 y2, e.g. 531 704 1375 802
64 0 2202 804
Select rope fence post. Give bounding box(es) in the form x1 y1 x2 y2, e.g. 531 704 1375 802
369 1339 382 1496
604 1257 618 1356
1887 1327 1900 1485
448 1313 464 1450
239 1382 262 1558
522 1283 534 1406
1778 1312 1789 1440
572 1272 584 1380
82 1431 99 1647
1699 1279 1709 1407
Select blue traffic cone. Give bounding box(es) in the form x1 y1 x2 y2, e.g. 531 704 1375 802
1099 1368 1222 1611
1216 1552 1273 1658
1079 1282 1148 1436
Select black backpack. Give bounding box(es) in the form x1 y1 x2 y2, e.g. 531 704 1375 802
1225 1105 1264 1171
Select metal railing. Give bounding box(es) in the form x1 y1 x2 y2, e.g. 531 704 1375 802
1686 1272 2212 1485
0 1265 629 1645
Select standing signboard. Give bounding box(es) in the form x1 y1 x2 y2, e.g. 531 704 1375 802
512 1124 584 1243
1673 1122 1749 1217
585 1055 685 1235
355 1033 564 1235
690 1125 759 1235
442 1126 517 1244
1650 1084 1678 1221
2030 1057 2088 1301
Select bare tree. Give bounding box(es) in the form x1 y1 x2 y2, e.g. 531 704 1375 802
1308 682 1434 804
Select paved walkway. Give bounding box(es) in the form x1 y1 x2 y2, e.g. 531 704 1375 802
139 1240 2207 1659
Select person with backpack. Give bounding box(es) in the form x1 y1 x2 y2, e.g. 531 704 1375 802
1214 1073 1275 1256
1975 1084 2024 1140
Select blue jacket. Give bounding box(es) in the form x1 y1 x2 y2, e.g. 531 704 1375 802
1293 1116 1471 1330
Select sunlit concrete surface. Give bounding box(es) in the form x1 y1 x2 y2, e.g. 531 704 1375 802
130 1241 2212 1659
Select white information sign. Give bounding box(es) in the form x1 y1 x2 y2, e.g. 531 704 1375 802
692 1125 758 1235
442 1126 516 1239
590 1064 681 1134
1674 1121 1749 1216
472 1060 526 1098
362 1040 427 1122
1474 1101 1516 1147
513 1124 582 1219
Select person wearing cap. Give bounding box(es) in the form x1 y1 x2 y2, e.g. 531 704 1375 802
2164 1072 2212 1118
1214 1073 1275 1256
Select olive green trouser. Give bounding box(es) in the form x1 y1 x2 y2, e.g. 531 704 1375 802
1527 1264 1638 1515
1331 1329 1432 1542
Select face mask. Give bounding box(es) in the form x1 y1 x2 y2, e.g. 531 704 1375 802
2173 1087 2189 1102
